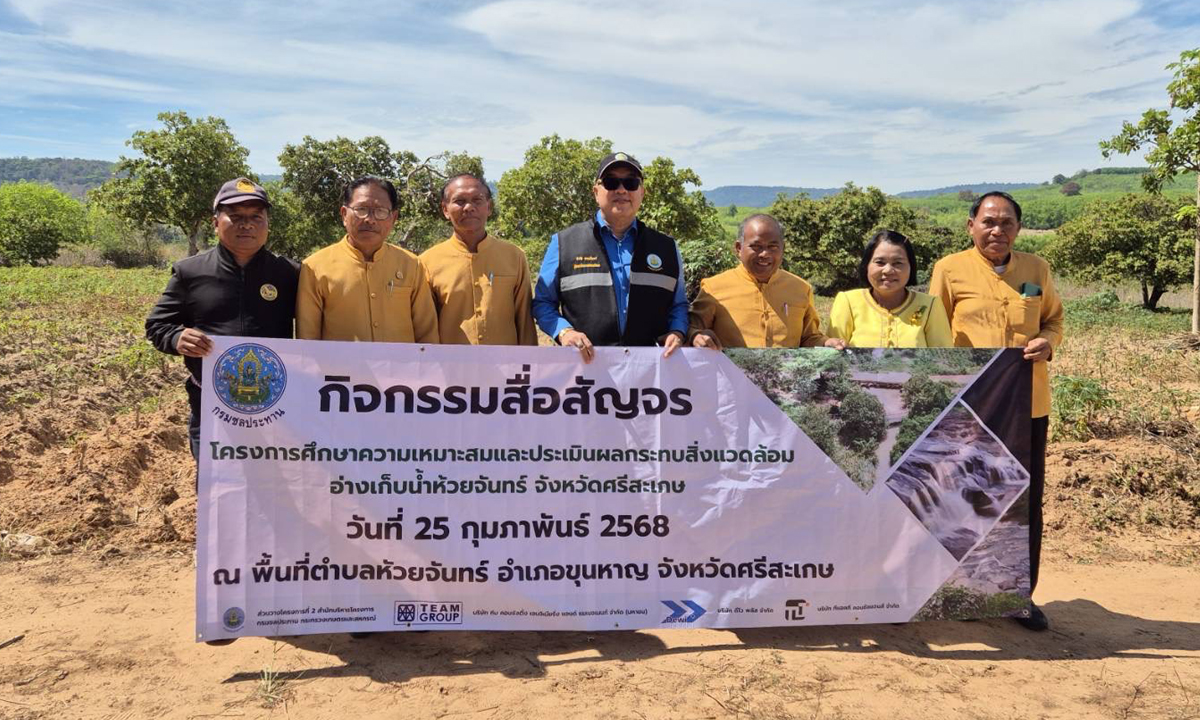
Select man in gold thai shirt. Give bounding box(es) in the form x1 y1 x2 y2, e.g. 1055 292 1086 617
297 177 438 343
419 174 536 345
929 190 1064 632
688 214 845 349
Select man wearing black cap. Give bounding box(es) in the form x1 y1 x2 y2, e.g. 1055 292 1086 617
146 178 300 461
532 152 688 362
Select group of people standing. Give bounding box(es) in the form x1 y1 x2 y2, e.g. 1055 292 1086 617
146 150 1063 633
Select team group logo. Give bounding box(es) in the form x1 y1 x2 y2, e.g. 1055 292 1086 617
213 343 287 414
646 253 663 271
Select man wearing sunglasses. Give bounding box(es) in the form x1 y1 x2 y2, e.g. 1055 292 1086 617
533 152 688 362
297 176 438 343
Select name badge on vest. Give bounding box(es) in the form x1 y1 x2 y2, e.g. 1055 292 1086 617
260 284 278 301
573 254 602 270
646 253 663 271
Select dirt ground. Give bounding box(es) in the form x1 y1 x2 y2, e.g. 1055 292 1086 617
2 283 1198 719
0 554 1197 720
1 399 1198 720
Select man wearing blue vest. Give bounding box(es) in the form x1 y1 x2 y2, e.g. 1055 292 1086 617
533 152 688 363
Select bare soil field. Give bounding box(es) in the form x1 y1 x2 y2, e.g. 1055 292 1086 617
1 268 1198 719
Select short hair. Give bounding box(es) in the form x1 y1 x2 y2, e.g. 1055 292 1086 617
342 176 399 211
440 173 492 204
969 191 1022 222
736 213 784 244
857 230 919 287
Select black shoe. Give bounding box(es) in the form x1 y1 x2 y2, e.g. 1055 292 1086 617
348 632 375 639
1015 605 1049 632
204 638 237 646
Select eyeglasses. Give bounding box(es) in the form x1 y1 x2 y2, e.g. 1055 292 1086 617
346 206 393 220
599 177 642 192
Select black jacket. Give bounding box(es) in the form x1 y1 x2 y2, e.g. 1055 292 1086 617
555 219 681 346
145 244 299 383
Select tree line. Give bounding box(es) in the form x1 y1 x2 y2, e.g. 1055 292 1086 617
1 45 1197 331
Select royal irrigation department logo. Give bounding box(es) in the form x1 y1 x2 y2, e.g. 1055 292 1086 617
213 343 287 414
222 606 245 631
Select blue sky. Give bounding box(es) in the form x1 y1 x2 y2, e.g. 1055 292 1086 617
1 0 1197 192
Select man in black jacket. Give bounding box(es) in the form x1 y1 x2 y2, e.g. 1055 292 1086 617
532 152 688 363
145 178 299 460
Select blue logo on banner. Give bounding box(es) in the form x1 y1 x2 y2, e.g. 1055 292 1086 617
212 343 286 414
661 600 706 623
222 606 245 631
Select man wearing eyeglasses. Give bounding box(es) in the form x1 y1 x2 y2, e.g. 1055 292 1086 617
296 176 438 343
146 178 299 463
532 152 688 362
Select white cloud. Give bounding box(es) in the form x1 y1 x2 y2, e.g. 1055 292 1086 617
0 0 1195 189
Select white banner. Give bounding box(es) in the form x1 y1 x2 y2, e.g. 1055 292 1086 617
197 338 1031 641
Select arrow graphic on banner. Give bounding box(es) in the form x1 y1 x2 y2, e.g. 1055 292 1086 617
661 600 706 623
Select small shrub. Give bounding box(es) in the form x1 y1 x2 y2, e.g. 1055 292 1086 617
783 402 840 458
1051 375 1114 440
891 411 939 464
837 390 886 451
901 372 957 416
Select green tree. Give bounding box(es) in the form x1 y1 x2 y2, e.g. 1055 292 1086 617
278 135 483 256
956 189 977 202
1100 47 1200 333
769 183 957 293
90 111 252 256
495 135 612 242
639 157 729 297
901 372 957 416
837 390 886 452
728 203 738 217
86 203 161 267
495 135 730 288
1052 173 1068 185
1047 193 1193 309
0 182 86 265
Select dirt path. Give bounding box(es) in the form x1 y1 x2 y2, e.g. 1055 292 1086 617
1 556 1197 720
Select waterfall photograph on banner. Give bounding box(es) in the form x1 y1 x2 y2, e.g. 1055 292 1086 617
727 347 1035 621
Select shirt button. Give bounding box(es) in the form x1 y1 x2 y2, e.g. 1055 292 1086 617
370 292 377 298
373 321 379 328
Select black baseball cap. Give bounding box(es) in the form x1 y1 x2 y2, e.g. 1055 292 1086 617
213 177 271 211
596 152 643 179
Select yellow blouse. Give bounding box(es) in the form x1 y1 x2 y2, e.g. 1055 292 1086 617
827 289 953 348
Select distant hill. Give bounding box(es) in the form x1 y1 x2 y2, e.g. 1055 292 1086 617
896 182 1041 198
0 157 116 198
703 185 841 207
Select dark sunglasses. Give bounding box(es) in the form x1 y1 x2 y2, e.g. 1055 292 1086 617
600 176 641 192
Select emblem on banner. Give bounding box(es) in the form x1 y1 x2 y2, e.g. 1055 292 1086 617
213 343 287 414
784 599 808 621
222 606 245 631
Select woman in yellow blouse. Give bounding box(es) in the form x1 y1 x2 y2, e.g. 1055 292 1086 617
827 230 952 348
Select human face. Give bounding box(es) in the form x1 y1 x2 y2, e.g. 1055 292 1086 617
735 219 784 282
866 241 911 298
341 183 397 251
968 196 1021 265
441 177 492 238
592 166 644 228
213 200 269 261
